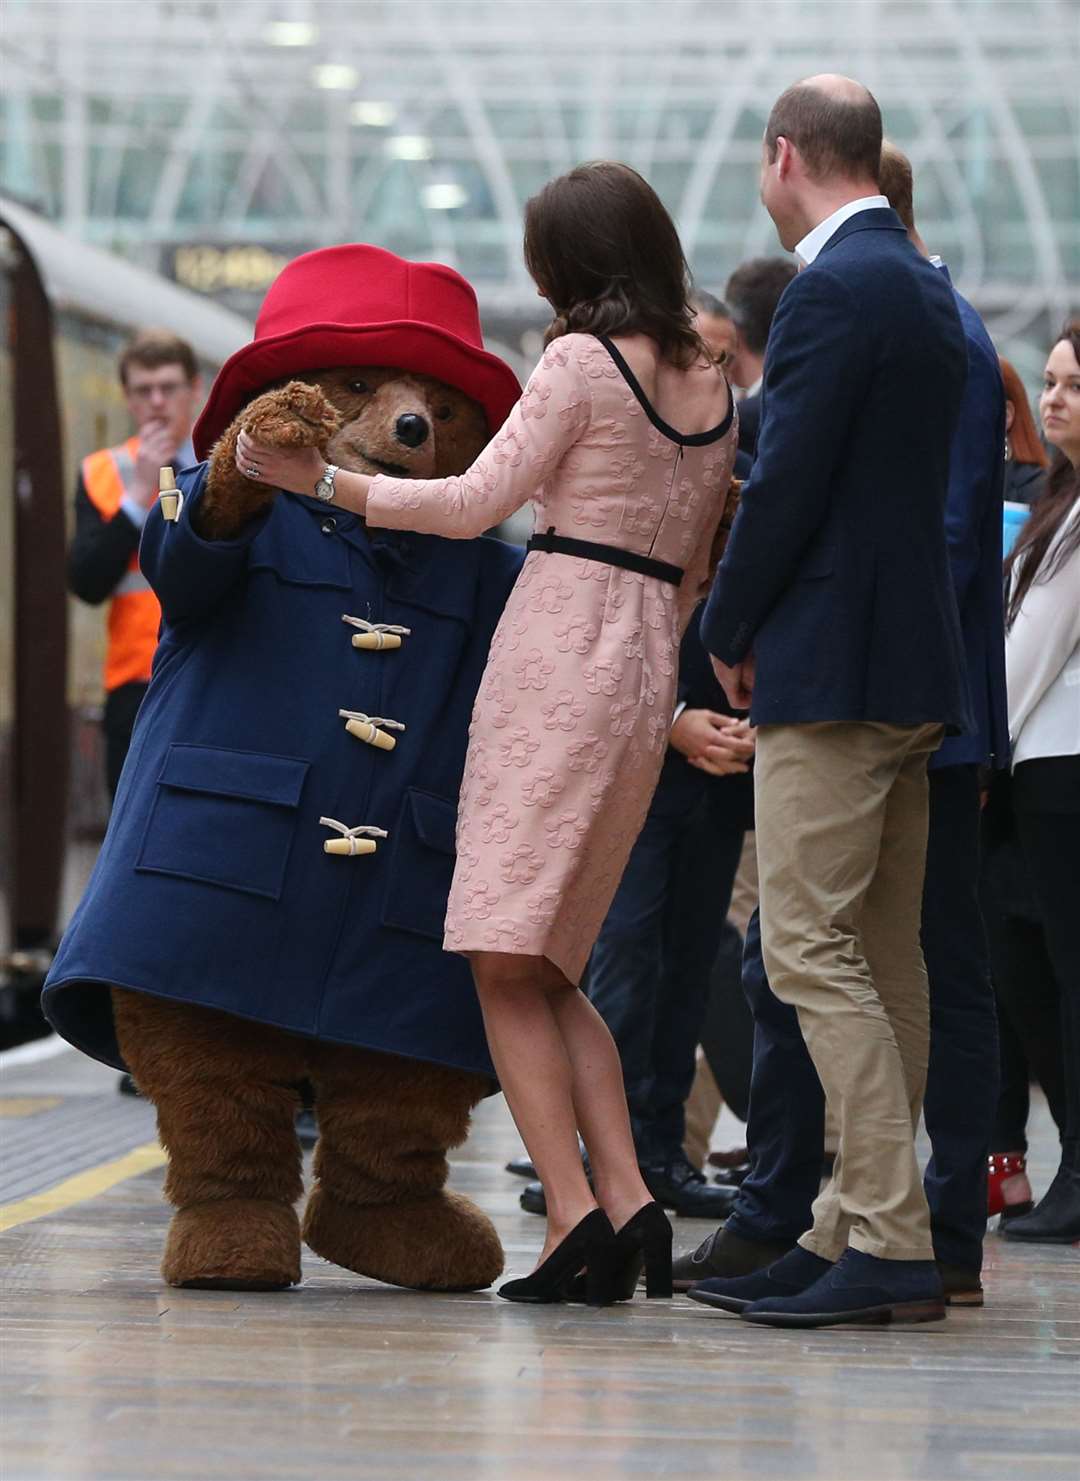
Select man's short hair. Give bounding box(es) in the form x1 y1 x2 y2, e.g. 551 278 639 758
878 141 915 232
118 329 198 387
724 258 799 356
691 290 730 320
765 81 882 184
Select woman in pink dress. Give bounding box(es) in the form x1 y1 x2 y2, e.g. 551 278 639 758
239 163 737 1303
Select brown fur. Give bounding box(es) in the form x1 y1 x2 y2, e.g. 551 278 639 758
120 362 499 1293
112 988 503 1292
195 367 488 541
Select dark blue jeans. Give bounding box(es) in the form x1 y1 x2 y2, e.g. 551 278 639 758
727 764 999 1270
587 774 745 1168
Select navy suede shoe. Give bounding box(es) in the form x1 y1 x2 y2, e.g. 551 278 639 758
741 1248 946 1328
686 1244 832 1313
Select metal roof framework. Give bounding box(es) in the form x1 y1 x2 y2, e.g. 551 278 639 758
2 0 1077 371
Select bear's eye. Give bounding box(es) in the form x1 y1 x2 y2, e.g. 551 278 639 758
434 405 454 422
348 378 372 395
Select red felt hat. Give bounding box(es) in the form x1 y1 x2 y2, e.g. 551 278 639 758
193 243 522 459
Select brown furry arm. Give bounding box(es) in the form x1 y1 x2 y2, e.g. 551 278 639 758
193 382 342 541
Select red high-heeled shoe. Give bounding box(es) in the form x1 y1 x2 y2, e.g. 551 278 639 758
987 1151 1034 1222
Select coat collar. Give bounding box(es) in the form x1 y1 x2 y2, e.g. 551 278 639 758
815 206 908 258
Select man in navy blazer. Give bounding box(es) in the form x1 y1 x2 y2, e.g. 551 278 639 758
675 145 1008 1310
695 77 970 1329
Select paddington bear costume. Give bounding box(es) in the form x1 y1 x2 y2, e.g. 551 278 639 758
43 245 524 1293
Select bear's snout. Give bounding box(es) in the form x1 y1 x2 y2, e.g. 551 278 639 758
395 413 430 450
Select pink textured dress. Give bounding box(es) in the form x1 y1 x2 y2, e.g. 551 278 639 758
366 332 737 983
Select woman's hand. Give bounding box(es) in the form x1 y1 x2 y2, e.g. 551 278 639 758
235 430 324 496
670 709 756 776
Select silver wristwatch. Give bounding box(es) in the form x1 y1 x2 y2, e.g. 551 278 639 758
314 463 339 503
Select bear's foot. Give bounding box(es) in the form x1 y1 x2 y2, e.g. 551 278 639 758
163 1199 302 1291
302 1187 504 1292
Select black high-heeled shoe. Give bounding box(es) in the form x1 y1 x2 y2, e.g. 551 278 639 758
567 1201 673 1302
498 1209 618 1305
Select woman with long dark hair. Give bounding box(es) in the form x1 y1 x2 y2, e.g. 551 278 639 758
235 163 737 1298
998 320 1080 1244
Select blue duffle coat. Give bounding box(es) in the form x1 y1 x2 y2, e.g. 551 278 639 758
43 465 522 1076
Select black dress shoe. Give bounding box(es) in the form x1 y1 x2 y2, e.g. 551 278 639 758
711 1165 748 1188
507 1139 589 1182
641 1157 740 1219
1000 1160 1080 1244
672 1225 796 1292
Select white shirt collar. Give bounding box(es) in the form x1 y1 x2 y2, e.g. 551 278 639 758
794 195 889 268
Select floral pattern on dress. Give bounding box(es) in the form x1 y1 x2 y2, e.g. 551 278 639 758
364 332 736 984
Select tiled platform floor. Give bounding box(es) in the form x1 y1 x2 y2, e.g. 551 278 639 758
1 1047 1077 1481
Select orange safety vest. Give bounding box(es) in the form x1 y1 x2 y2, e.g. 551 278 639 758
81 436 162 692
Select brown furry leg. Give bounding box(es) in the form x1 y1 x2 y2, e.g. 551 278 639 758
111 989 305 1290
301 1046 504 1292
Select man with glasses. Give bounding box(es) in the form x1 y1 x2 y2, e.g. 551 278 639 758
69 330 201 798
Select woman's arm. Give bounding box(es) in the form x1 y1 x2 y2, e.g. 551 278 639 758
1006 525 1080 741
236 340 593 538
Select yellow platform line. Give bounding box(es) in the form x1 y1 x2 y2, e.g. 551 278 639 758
0 1141 166 1233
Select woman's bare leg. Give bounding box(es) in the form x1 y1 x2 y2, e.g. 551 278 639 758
548 988 654 1232
470 952 597 1264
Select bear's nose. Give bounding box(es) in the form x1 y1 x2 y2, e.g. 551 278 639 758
395 413 430 449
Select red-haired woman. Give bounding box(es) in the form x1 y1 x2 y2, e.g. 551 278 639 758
1000 356 1050 507
997 322 1080 1244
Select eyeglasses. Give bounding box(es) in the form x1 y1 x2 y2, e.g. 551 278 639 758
126 380 192 402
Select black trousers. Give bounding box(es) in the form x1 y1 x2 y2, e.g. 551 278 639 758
586 773 745 1168
1013 756 1080 1150
727 764 999 1271
103 681 148 799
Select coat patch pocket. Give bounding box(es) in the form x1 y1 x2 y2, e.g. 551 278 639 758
136 744 310 900
381 788 457 941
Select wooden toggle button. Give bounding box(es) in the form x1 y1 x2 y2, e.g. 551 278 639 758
324 836 377 856
339 710 404 751
159 466 183 522
352 631 401 651
342 614 412 651
319 817 388 858
345 719 396 750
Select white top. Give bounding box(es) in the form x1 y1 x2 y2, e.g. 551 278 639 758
1006 497 1080 768
794 195 890 267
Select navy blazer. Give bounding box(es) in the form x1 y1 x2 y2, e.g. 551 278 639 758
43 465 522 1078
702 209 972 733
933 272 1008 770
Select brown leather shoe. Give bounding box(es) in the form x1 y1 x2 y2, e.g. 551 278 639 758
937 1261 984 1306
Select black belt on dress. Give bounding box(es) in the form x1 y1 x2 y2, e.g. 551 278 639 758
526 528 684 586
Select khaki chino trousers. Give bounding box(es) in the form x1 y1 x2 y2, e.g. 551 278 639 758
754 721 944 1263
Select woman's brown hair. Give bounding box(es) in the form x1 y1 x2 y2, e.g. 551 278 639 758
999 357 1049 468
523 162 705 368
1005 320 1080 630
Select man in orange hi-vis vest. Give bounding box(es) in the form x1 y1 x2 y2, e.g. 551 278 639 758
69 330 201 797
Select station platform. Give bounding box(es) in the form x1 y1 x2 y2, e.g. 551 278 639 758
2 1040 1077 1481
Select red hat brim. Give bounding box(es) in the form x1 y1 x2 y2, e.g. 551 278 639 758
193 320 522 460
